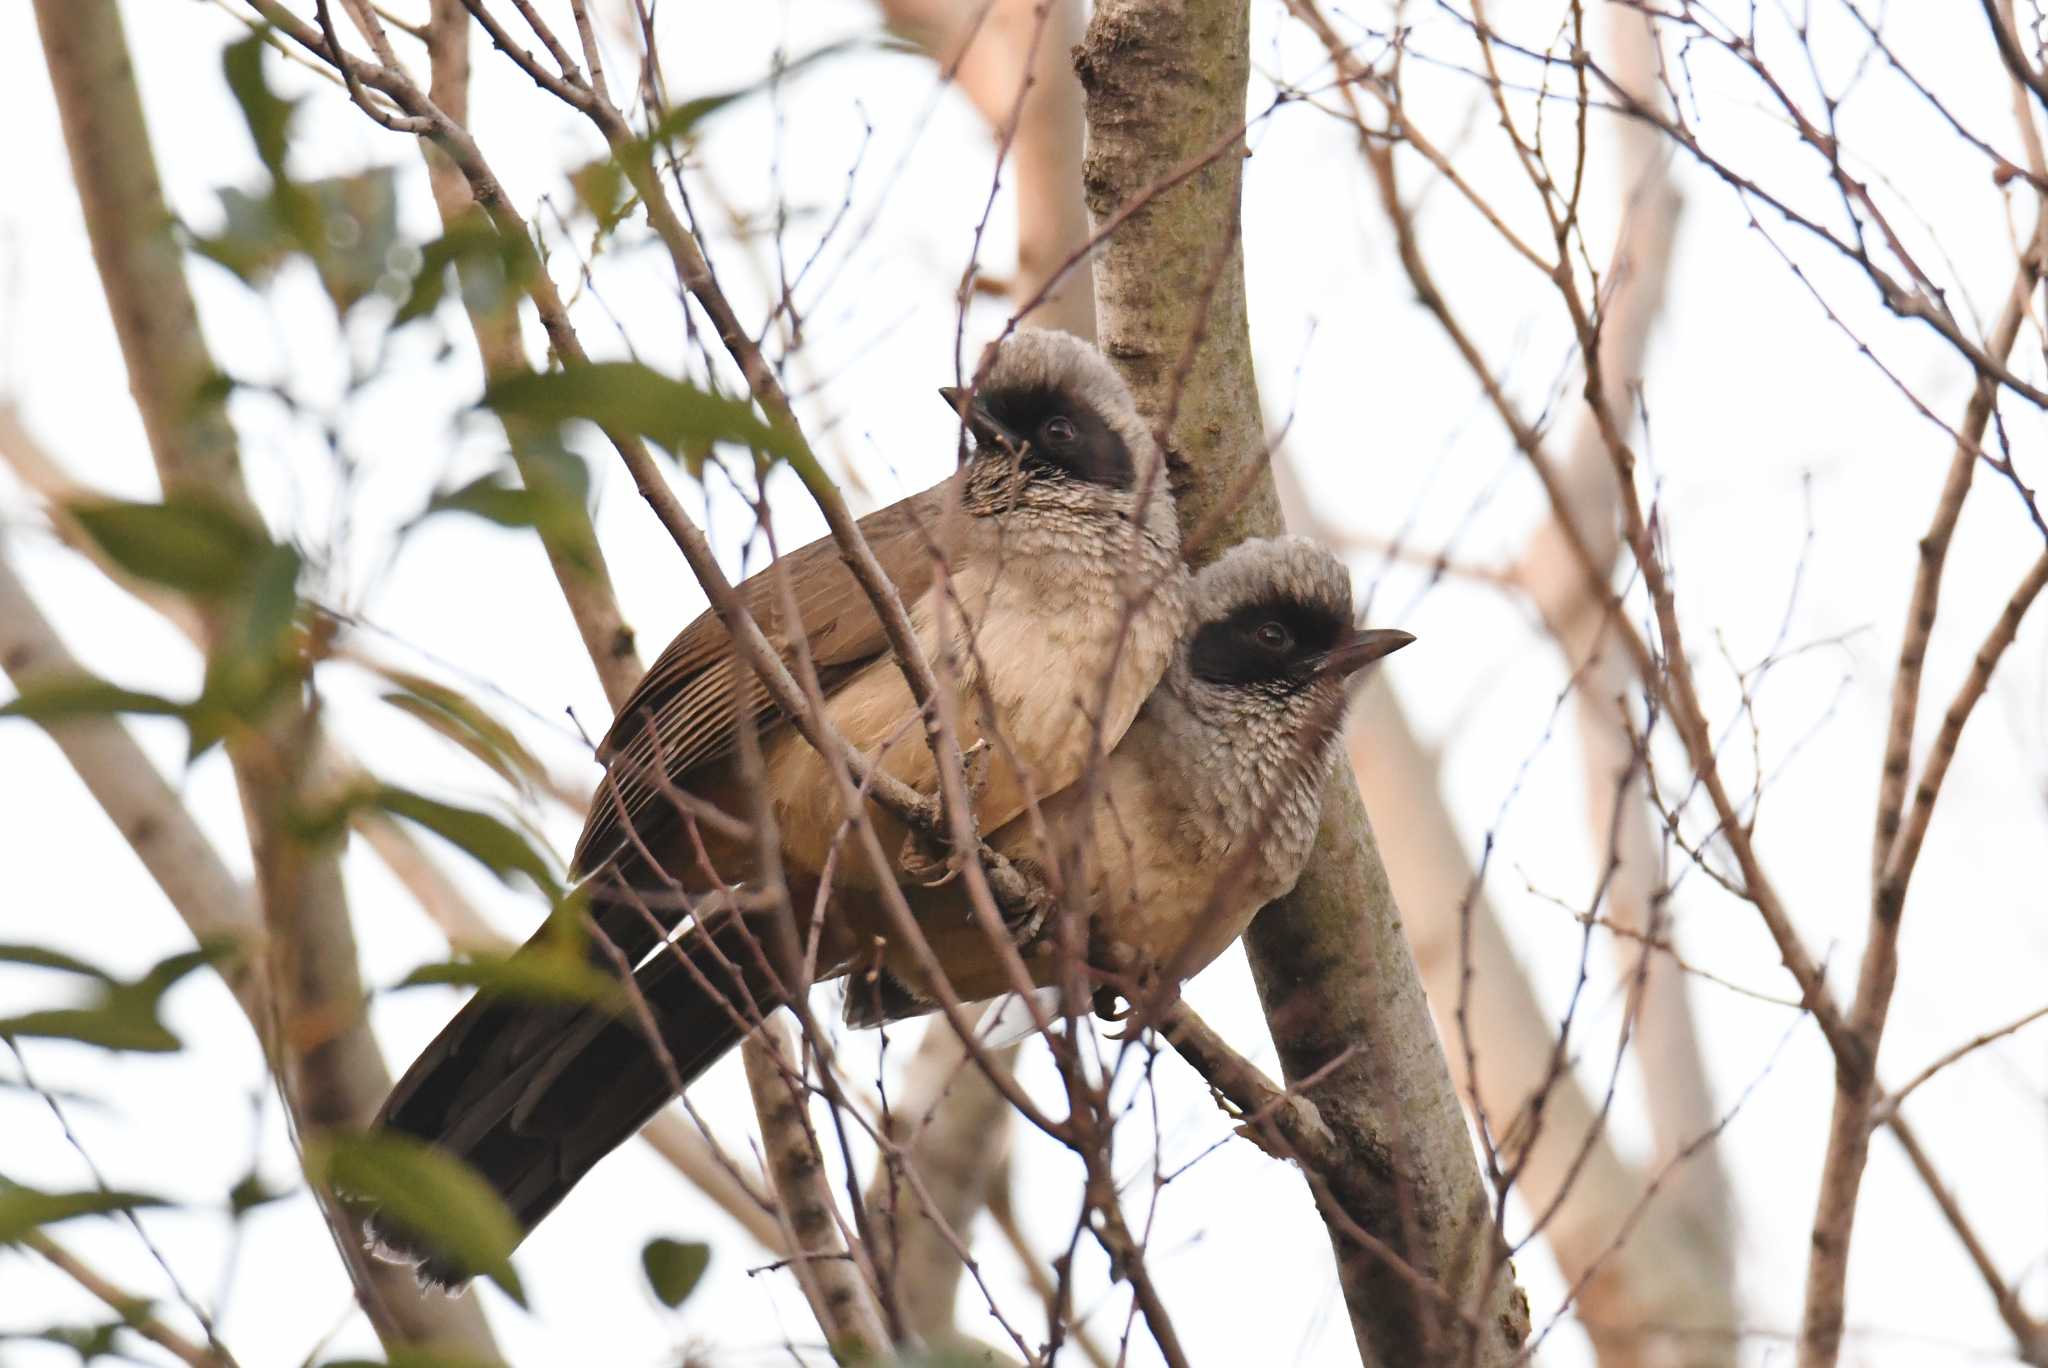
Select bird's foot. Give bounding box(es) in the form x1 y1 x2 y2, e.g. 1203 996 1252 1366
994 854 1057 944
897 743 992 886
897 821 965 887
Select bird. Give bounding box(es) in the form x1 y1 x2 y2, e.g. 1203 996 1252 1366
363 535 1407 1287
578 326 1189 919
854 533 1414 1016
367 329 1188 1274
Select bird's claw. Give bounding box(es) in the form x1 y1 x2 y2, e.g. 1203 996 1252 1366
898 826 962 887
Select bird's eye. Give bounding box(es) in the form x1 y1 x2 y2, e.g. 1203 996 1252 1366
1254 621 1292 652
1042 415 1078 447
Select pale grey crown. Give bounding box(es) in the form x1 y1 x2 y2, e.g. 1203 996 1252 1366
1188 535 1354 634
973 327 1166 484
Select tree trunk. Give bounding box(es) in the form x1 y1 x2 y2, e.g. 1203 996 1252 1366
1077 2 1530 1361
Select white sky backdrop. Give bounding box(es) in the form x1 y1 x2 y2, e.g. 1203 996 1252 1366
1 1 2045 1365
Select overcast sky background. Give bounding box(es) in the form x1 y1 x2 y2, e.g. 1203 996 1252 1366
3 1 2047 1365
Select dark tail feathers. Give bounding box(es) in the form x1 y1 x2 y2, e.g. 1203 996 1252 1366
364 909 788 1289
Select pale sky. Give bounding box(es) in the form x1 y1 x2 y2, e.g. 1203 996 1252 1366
3 2 2045 1366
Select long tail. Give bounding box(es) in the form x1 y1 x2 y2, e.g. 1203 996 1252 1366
366 906 788 1287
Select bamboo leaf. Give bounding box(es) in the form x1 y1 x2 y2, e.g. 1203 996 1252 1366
0 1182 166 1245
0 945 224 1054
67 496 272 597
0 678 187 727
222 33 297 176
310 1133 525 1305
0 947 117 982
369 786 561 899
393 215 529 327
396 951 624 1010
641 1237 711 1308
480 363 805 467
370 668 552 797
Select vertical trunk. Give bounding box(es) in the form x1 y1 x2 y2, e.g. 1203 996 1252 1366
1077 2 1530 1361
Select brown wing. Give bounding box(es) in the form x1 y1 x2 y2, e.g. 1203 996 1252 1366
571 488 945 875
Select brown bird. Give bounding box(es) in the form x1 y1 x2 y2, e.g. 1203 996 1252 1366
859 534 1412 1014
369 330 1187 1272
366 537 1404 1286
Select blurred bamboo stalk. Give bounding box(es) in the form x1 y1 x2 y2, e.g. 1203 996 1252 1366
29 1 499 1353
865 1009 1015 1344
881 0 1095 338
0 401 790 1257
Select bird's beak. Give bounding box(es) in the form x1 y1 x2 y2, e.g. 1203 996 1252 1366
938 386 1024 454
1319 627 1415 679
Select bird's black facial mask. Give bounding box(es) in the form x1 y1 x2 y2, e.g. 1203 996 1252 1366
972 384 1135 490
1189 598 1349 690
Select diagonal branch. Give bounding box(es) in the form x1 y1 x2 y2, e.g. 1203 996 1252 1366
418 0 641 709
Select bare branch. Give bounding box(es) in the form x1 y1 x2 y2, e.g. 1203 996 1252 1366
22 1229 237 1368
741 1018 892 1358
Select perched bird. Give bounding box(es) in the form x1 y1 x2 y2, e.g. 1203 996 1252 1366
369 330 1187 1271
366 536 1407 1286
860 534 1413 1014
579 326 1189 919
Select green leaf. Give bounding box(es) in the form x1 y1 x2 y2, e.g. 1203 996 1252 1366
371 668 552 796
369 786 561 899
193 185 292 286
309 1133 524 1305
5 1319 127 1362
0 945 116 982
239 543 304 659
0 1006 179 1052
223 33 298 176
393 215 531 328
68 496 272 597
480 362 806 468
199 171 402 313
0 1183 166 1245
186 541 306 761
415 475 568 542
0 944 224 1054
396 952 624 1010
307 168 401 313
641 1237 710 1308
228 1170 289 1219
567 156 635 236
423 475 544 526
584 39 891 226
0 678 187 727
